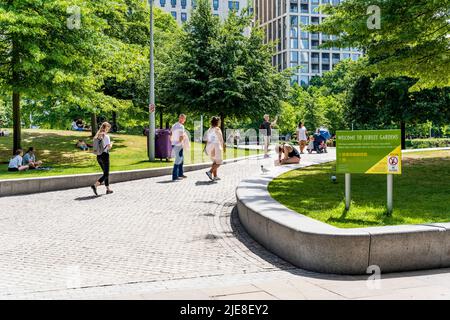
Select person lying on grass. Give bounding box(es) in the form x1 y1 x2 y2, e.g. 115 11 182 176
8 149 29 172
275 143 301 165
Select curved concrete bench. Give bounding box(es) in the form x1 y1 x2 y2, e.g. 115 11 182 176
236 160 450 275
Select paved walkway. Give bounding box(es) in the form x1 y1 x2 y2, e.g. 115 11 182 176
0 149 449 300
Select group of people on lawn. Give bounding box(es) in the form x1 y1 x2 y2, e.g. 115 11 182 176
7 147 43 172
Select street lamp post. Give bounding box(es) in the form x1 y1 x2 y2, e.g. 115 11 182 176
148 0 155 161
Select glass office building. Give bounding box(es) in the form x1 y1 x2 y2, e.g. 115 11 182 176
254 0 362 85
155 0 250 23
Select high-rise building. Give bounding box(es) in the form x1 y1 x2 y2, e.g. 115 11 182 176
254 0 362 86
155 0 251 24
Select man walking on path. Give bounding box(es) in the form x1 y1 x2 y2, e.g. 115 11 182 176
171 114 187 181
297 122 308 154
260 114 277 158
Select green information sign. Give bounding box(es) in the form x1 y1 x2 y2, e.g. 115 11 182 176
336 130 402 175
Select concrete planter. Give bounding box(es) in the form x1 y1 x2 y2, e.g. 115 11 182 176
236 159 450 275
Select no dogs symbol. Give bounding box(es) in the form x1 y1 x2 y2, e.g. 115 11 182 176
388 156 399 172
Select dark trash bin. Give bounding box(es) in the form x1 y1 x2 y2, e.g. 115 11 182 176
155 129 172 161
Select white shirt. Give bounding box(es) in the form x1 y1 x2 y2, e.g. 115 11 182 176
297 126 307 141
72 122 79 130
8 155 23 168
205 127 221 144
102 134 111 153
171 122 184 146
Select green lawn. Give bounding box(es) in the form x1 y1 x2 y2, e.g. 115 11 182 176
268 150 450 228
0 129 259 180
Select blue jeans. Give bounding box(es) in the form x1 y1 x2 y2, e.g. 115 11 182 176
172 145 184 180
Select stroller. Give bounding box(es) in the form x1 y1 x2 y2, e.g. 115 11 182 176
312 129 331 154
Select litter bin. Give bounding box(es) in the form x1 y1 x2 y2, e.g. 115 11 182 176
155 129 172 161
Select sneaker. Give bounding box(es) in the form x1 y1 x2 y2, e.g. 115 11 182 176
205 171 213 181
91 185 98 196
106 190 114 195
181 175 188 178
172 177 182 181
213 177 221 181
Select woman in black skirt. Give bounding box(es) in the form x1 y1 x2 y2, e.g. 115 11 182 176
91 122 114 195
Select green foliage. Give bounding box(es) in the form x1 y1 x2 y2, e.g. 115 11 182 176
405 139 450 149
309 0 450 90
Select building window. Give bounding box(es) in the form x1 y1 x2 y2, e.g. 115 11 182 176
300 4 308 13
300 76 309 86
228 1 239 11
191 0 196 8
160 0 166 7
291 38 299 49
171 0 176 8
300 16 309 26
181 0 187 9
290 3 298 13
213 0 219 10
171 11 177 19
290 51 299 63
300 39 309 49
181 12 187 22
291 75 299 86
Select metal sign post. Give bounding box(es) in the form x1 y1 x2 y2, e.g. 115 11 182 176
387 174 393 215
148 0 155 161
345 173 351 210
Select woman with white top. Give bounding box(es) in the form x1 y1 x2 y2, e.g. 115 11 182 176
8 149 29 172
296 122 308 154
205 116 224 181
91 122 113 196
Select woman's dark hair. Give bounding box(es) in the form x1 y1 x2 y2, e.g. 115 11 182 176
298 122 303 128
27 147 34 153
211 116 220 127
15 149 22 156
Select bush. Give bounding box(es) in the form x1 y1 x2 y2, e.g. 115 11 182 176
406 139 450 149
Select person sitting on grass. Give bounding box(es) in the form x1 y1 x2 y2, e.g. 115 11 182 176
22 147 43 169
8 149 29 172
275 143 301 165
76 139 89 151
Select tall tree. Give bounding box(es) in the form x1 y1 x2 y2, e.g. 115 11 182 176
161 0 290 134
0 0 125 152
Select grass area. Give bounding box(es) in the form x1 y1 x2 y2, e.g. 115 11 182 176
268 150 450 228
0 129 259 180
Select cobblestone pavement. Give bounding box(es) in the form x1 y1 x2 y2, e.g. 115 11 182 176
1 149 449 300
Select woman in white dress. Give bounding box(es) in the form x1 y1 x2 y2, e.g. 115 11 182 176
205 116 224 181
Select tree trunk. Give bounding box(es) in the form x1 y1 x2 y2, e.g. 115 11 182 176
111 111 118 132
12 36 21 154
401 121 406 150
12 92 21 154
91 113 97 137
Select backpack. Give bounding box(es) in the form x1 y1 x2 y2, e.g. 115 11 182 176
92 137 104 155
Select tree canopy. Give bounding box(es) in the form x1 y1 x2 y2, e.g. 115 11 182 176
160 0 290 131
309 0 450 90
